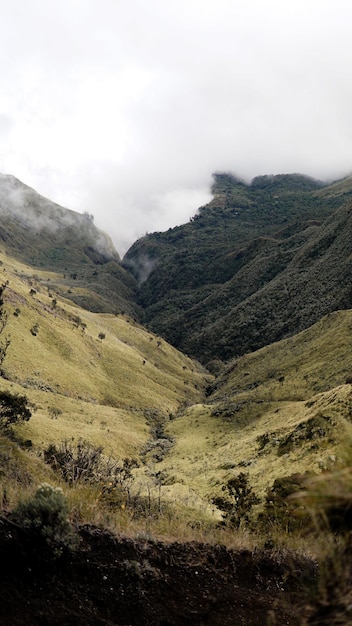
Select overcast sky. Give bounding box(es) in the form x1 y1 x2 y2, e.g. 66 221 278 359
1 0 352 255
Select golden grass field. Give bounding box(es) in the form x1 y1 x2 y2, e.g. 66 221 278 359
1 247 352 539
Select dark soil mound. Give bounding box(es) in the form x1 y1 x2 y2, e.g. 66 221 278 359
0 519 316 625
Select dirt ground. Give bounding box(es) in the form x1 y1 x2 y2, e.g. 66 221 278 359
0 520 317 626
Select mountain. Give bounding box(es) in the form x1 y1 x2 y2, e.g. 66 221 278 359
0 173 140 317
123 173 352 364
0 171 351 623
0 244 207 445
1 218 351 521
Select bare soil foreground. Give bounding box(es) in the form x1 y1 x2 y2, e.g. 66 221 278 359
0 520 317 626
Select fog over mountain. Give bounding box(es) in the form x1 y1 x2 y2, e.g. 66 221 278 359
1 1 352 254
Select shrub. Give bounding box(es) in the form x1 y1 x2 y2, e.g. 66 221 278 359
48 406 62 420
30 323 39 336
257 432 270 451
10 483 77 557
44 439 138 502
44 439 104 485
213 472 260 528
0 391 31 431
258 473 311 533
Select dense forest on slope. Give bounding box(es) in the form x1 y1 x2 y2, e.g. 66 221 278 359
123 173 352 363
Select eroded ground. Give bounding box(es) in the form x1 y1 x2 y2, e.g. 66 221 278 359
0 521 316 625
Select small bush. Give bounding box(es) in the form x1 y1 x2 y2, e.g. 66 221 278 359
213 472 260 528
11 483 77 557
30 323 39 336
44 440 104 485
44 439 138 503
0 391 31 431
48 406 62 420
257 432 270 451
258 473 312 533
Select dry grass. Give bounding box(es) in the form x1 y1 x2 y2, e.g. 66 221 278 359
0 251 207 457
1 249 352 548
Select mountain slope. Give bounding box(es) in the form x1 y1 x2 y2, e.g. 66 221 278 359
2 244 352 521
156 309 352 505
183 199 352 362
123 173 352 363
0 249 208 466
0 173 140 317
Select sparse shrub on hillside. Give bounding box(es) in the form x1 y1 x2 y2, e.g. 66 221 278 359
0 283 8 331
98 332 106 341
70 314 82 328
0 391 31 431
213 472 260 528
258 473 312 533
68 314 87 332
0 337 10 374
82 211 94 222
256 432 271 451
10 483 77 557
43 440 138 504
100 457 139 509
44 439 104 485
13 308 20 317
205 359 224 375
30 323 39 336
48 406 62 420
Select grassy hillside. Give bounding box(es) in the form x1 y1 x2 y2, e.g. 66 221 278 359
123 173 352 363
0 173 140 317
0 176 351 625
155 309 352 511
1 172 352 544
0 250 208 477
1 242 352 533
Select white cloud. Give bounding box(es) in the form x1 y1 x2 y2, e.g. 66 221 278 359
0 0 351 254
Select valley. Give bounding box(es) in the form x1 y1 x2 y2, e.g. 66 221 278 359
0 172 351 624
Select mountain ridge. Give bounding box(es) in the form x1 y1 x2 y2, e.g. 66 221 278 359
123 172 352 363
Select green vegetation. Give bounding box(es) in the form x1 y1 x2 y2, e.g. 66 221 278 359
213 472 260 528
10 483 77 557
0 175 140 318
2 172 352 621
0 391 31 431
123 173 352 363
